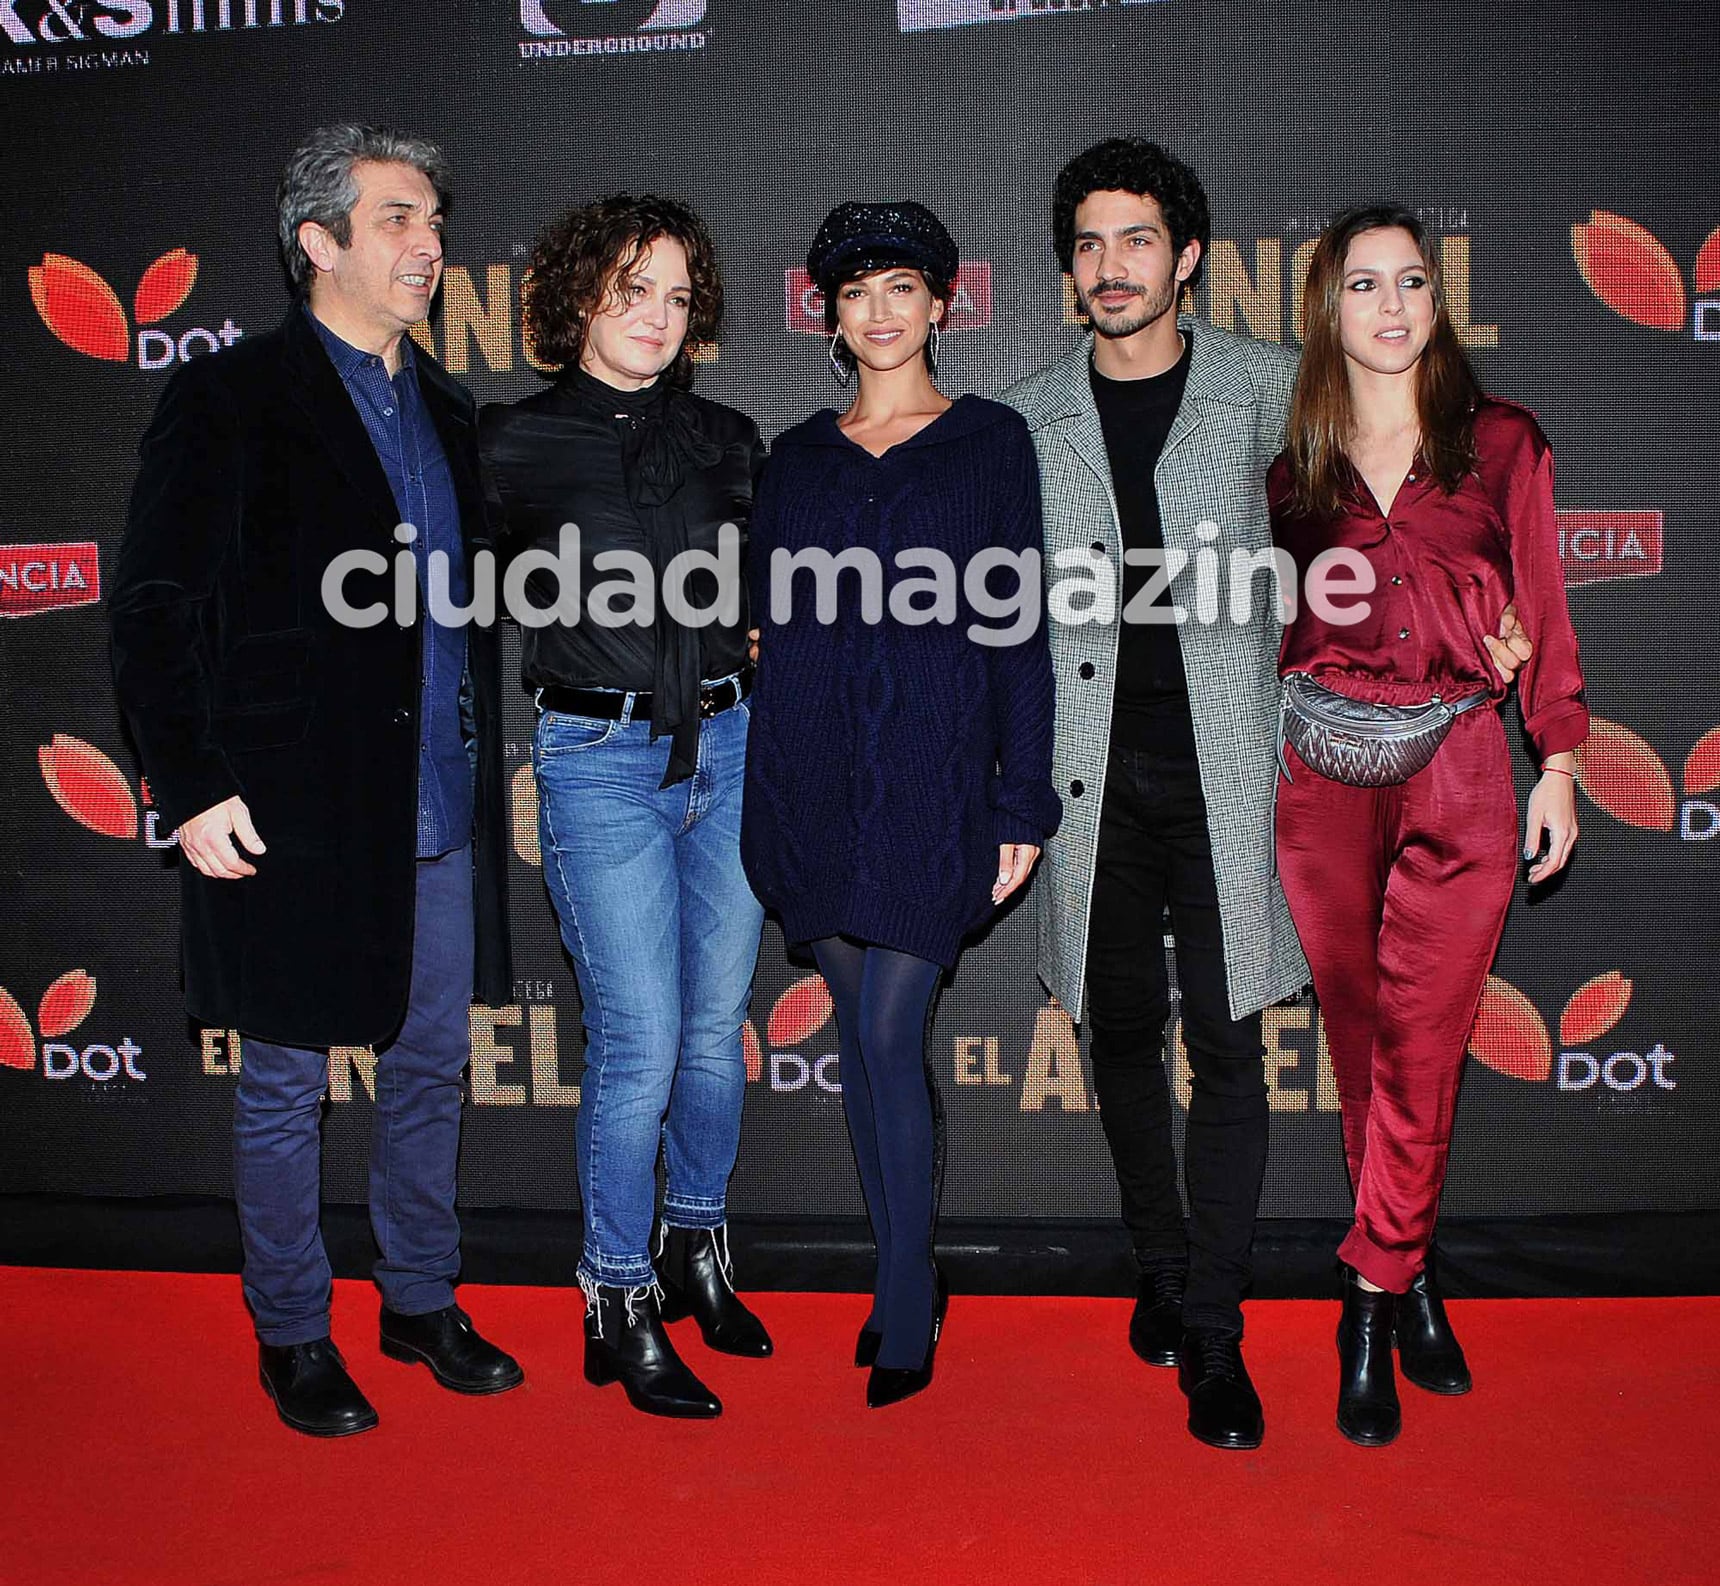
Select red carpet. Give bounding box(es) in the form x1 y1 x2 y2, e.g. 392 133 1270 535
1 1270 1711 1586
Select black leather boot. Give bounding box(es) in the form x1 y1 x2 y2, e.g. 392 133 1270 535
1128 1262 1187 1368
380 1303 525 1394
1395 1256 1472 1395
258 1338 378 1438
1178 1328 1264 1450
583 1283 722 1418
656 1225 773 1358
1336 1266 1401 1447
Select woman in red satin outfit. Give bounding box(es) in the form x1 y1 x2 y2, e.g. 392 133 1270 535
1270 206 1586 1447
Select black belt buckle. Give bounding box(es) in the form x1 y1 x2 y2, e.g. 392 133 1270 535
700 680 732 719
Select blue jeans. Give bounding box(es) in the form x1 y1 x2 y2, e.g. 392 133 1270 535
234 845 474 1346
534 694 764 1290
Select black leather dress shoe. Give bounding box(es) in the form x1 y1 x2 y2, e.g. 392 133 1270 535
1336 1266 1401 1447
258 1338 378 1438
1128 1264 1187 1368
1177 1328 1264 1450
379 1304 524 1395
656 1225 773 1358
1395 1262 1472 1395
866 1269 949 1410
584 1283 721 1419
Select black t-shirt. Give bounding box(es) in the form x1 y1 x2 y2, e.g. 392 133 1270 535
1090 338 1197 755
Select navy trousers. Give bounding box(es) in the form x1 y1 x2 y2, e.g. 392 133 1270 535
233 845 474 1346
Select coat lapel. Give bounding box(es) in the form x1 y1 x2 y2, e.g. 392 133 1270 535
282 307 407 538
415 355 488 555
1034 337 1113 497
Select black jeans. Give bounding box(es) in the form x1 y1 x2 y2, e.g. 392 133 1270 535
1084 741 1268 1335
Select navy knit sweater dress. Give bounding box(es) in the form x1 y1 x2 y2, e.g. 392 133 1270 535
740 395 1061 969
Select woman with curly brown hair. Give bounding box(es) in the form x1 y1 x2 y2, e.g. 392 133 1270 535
478 194 769 1420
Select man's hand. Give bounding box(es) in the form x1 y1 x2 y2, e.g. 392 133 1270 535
178 795 266 880
1484 601 1533 685
993 843 1041 906
747 627 760 665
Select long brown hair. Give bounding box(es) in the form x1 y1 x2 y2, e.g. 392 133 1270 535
1283 205 1481 518
523 193 723 390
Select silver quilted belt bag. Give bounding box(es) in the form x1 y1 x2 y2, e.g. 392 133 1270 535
1277 671 1489 787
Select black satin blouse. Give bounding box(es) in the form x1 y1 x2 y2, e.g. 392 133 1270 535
478 367 764 697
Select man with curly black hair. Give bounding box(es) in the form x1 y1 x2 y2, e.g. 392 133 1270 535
1003 136 1302 1451
1005 139 1530 1452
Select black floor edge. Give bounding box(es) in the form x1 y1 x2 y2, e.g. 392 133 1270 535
3 1195 1717 1298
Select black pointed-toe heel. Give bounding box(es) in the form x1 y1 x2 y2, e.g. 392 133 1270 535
854 1324 882 1368
866 1268 948 1410
1336 1265 1401 1447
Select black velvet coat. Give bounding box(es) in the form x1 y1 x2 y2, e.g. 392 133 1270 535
109 308 512 1047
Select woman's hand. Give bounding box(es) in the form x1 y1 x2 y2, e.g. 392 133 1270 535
993 843 1041 906
1524 754 1579 884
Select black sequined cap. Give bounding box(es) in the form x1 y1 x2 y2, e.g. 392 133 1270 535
806 201 961 295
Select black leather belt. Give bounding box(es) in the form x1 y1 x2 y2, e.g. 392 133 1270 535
537 666 752 724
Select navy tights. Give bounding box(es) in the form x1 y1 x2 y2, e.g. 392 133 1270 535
812 936 943 1370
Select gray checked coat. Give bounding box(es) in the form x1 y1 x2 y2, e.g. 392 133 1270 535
1001 317 1309 1023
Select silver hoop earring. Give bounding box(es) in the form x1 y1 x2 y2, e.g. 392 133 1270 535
927 320 942 372
828 331 852 386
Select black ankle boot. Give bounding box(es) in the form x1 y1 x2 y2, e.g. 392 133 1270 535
583 1282 721 1418
656 1225 773 1358
1395 1255 1472 1395
1128 1262 1187 1368
1336 1266 1401 1446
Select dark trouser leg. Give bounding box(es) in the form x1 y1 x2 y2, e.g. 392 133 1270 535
234 1038 334 1346
812 936 887 1332
369 845 474 1318
1084 746 1182 1270
1162 805 1267 1336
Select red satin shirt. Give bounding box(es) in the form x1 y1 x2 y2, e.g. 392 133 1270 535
1268 398 1588 761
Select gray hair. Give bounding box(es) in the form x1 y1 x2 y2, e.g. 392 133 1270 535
276 124 451 291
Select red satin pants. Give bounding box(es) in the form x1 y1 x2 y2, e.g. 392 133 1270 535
1275 703 1519 1293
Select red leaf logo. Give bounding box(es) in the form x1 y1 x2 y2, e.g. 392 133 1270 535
1468 976 1552 1081
1682 727 1720 798
1558 971 1633 1048
1571 211 1687 332
0 988 33 1070
766 976 834 1048
1695 225 1720 296
1574 718 1676 833
28 254 130 362
38 734 139 840
742 1021 763 1082
133 247 198 326
37 971 96 1040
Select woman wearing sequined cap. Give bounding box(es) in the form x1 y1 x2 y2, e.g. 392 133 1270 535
742 201 1061 1408
1271 205 1586 1446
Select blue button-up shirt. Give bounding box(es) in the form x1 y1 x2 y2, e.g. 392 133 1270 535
309 308 473 858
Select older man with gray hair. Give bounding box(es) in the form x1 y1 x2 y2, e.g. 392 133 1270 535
110 124 520 1436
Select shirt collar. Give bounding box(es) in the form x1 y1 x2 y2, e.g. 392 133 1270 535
303 301 414 381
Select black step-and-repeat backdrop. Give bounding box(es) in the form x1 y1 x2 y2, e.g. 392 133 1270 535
2 2 1716 1232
